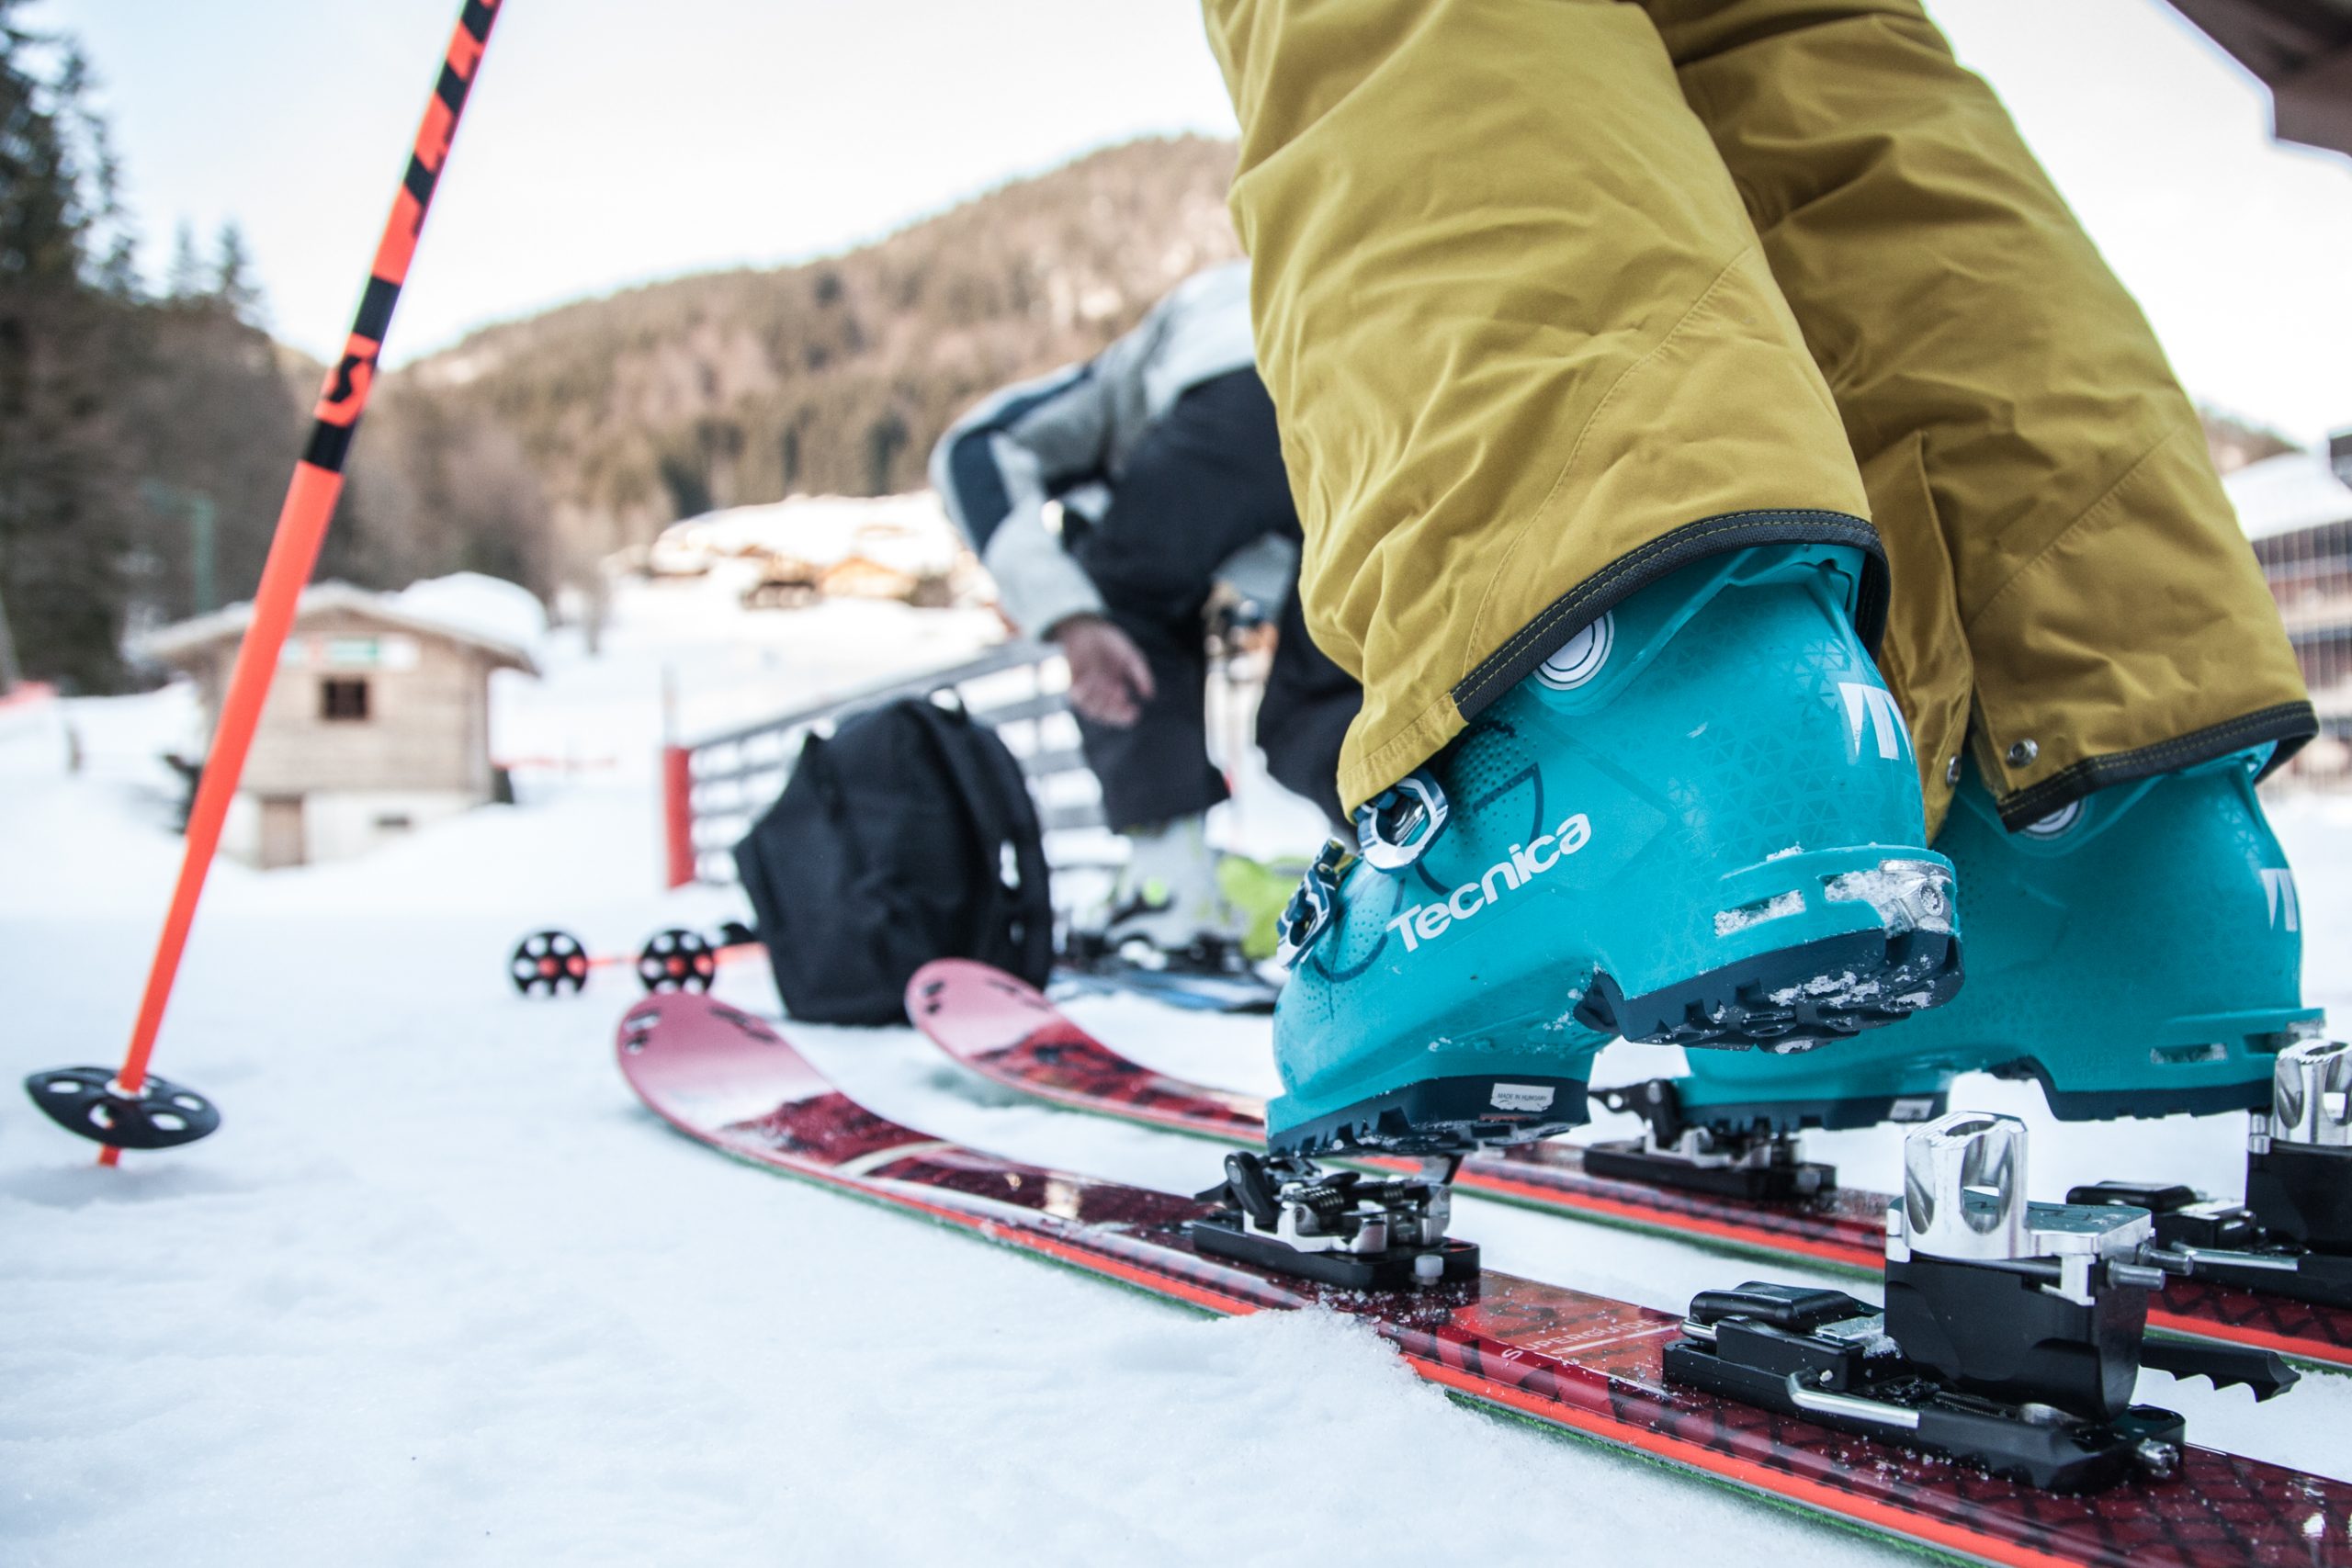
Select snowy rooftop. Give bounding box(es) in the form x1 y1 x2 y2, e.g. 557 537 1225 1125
2228 444 2352 541
657 492 965 575
141 573 547 676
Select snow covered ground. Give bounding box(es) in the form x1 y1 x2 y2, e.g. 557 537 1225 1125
5 571 2349 1566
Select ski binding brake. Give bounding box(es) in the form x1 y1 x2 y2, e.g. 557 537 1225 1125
1586 1077 1838 1201
1188 1150 1479 1291
1666 1110 2298 1492
2068 1038 2352 1310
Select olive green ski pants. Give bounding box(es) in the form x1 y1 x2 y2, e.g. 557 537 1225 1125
1201 0 2312 828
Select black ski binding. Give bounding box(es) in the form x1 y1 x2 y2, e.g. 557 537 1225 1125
25 1067 222 1150
509 928 592 997
1667 1111 2296 1493
1586 1077 1837 1201
2067 1039 2352 1310
1057 926 1283 1015
637 927 718 994
1066 925 1257 979
1188 1150 1478 1291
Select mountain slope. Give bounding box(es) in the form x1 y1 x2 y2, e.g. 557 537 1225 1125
395 136 1240 566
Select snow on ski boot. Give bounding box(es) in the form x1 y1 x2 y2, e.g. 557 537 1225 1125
1267 543 1962 1159
1665 1111 2297 1492
1187 1149 1478 1290
1663 748 2319 1145
2067 1039 2352 1310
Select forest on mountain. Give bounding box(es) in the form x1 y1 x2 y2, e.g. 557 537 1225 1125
390 134 1242 570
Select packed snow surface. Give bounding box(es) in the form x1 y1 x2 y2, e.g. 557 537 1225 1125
5 571 2350 1566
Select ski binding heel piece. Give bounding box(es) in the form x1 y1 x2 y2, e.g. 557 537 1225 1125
1586 1078 1837 1201
1188 1151 1478 1291
1665 1111 2297 1492
2067 1040 2352 1310
2246 1038 2352 1255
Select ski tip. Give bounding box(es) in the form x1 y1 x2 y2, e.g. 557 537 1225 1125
903 958 1047 1023
613 991 781 1067
613 991 834 1131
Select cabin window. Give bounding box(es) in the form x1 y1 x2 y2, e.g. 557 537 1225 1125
321 677 370 722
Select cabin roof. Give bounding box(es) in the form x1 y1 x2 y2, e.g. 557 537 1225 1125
141 581 540 677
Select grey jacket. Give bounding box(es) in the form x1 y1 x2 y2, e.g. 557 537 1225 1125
928 262 1256 636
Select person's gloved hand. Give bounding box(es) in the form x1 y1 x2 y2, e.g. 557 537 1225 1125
1052 614 1156 727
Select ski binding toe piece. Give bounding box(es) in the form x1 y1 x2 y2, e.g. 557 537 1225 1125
1189 1151 1478 1291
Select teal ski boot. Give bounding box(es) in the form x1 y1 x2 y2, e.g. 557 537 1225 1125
1650 749 2319 1148
1266 543 1964 1157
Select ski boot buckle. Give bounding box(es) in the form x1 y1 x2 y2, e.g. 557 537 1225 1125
1273 840 1350 970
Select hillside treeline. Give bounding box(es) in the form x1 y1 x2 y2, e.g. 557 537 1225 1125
396 135 1243 566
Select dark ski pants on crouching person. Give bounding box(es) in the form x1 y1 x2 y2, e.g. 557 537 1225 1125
1069 368 1360 834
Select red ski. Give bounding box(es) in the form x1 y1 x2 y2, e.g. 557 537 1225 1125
619 989 2348 1568
905 958 2352 1373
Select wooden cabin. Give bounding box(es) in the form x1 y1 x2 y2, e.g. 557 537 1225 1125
143 583 538 868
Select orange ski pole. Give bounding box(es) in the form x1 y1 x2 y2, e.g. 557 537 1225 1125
22 1 504 1164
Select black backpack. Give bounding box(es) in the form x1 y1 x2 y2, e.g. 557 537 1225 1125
734 695 1054 1024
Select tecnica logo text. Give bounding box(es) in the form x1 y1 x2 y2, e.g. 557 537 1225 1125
1386 815 1592 953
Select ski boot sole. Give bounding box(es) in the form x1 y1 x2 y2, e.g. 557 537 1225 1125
1577 923 1964 1051
1678 1077 2278 1139
1268 1074 1591 1159
1678 1011 2320 1135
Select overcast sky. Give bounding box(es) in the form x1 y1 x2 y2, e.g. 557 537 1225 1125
34 0 2352 445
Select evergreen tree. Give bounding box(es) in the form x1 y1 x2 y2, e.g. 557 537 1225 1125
210 220 262 325
0 0 137 691
165 219 203 299
77 98 139 297
0 2 85 283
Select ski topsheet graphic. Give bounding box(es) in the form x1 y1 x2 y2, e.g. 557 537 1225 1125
904 959 2352 1373
617 990 2352 1568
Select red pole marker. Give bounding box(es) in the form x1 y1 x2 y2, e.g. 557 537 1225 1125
21 1 504 1164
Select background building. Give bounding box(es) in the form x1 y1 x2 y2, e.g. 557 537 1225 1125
2231 430 2352 779
144 579 541 867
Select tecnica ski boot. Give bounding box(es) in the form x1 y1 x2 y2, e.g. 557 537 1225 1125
1662 749 2318 1138
1266 543 1962 1157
